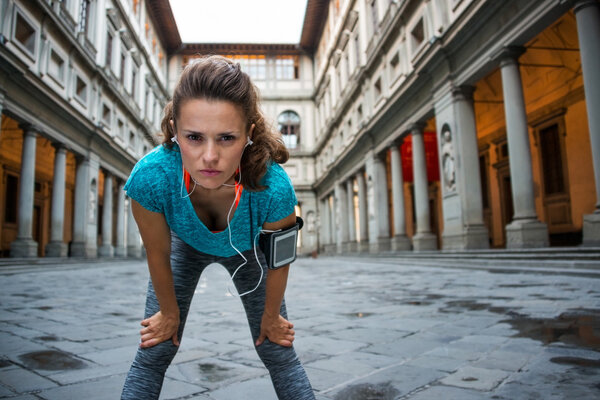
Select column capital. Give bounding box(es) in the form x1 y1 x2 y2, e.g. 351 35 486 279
409 122 427 135
19 123 41 136
573 0 600 14
452 85 475 101
494 46 526 67
52 142 67 152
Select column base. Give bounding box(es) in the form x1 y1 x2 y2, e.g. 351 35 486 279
127 246 142 258
506 219 549 248
582 212 600 247
45 241 68 257
413 232 437 252
442 225 490 250
98 244 114 257
114 246 127 257
322 244 336 254
359 241 370 253
369 237 391 254
71 241 98 258
346 241 359 252
10 238 38 258
391 235 411 251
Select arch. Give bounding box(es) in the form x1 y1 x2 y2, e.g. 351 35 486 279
278 110 300 149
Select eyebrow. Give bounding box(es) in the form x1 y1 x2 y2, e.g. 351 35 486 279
182 129 238 136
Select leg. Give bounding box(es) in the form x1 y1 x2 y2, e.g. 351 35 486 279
222 251 316 400
121 234 214 400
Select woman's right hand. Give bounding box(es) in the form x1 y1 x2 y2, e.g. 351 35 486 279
139 311 180 348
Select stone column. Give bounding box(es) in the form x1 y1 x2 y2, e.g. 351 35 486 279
127 198 142 257
335 181 349 253
319 197 330 251
346 179 357 251
365 150 391 253
434 86 490 249
499 47 548 248
356 170 369 252
115 181 126 256
411 124 437 251
575 0 600 246
45 144 68 257
390 142 411 251
99 172 114 257
71 154 101 257
10 126 38 257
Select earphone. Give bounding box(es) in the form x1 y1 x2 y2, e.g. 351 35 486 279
172 133 264 297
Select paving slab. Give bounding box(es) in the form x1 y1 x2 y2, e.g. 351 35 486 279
1 256 599 399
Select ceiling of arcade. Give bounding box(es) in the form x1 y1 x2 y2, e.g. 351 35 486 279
473 11 582 140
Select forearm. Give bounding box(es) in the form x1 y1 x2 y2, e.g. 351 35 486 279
147 254 179 317
263 265 289 317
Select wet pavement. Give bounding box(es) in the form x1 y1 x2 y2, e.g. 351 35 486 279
0 255 599 399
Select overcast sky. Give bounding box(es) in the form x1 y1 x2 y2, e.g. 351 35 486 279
169 0 309 44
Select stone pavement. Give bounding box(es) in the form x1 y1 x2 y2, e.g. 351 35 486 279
0 255 599 399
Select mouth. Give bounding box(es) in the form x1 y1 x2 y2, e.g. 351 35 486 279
199 169 222 177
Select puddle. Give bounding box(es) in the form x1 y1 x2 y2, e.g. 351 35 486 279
35 335 59 342
550 356 600 368
439 300 491 313
501 309 600 351
401 299 432 306
342 312 374 318
198 363 233 382
36 306 53 311
109 312 126 316
498 283 550 288
18 350 86 371
334 382 400 400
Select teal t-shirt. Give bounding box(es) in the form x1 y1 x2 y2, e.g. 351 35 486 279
123 145 297 257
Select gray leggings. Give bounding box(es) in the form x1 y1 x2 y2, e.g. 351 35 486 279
121 233 315 399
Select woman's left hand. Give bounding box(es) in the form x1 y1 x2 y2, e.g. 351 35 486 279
256 313 295 347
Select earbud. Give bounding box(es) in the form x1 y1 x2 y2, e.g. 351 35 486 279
171 136 178 144
246 137 253 146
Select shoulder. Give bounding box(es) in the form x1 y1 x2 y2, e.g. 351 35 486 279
125 145 178 192
260 162 293 189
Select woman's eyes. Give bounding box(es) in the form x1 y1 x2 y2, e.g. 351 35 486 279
184 134 237 143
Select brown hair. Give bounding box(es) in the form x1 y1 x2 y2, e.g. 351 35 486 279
161 55 288 190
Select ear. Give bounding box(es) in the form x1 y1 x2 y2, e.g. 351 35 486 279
169 119 175 132
248 123 255 140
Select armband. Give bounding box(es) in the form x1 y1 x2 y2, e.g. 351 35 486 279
258 217 303 269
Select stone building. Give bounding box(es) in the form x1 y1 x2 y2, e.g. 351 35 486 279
1 0 599 258
305 0 599 252
0 0 177 257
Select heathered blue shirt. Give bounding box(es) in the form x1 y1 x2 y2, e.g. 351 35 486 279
123 144 297 257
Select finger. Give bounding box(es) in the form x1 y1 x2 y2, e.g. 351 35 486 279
140 338 158 348
172 332 180 347
141 318 150 326
255 332 266 346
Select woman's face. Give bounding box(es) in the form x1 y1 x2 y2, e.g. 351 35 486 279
173 98 253 190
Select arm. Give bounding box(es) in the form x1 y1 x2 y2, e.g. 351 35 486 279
255 211 297 348
130 199 180 348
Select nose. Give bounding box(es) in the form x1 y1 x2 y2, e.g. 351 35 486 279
203 140 218 164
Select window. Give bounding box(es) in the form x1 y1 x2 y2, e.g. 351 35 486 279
14 11 36 55
118 119 124 138
275 56 299 80
105 31 113 68
278 111 301 149
354 33 361 68
129 131 136 149
370 0 379 35
344 51 350 82
4 174 18 223
374 77 382 99
131 66 138 99
79 0 92 35
390 52 400 75
75 76 88 104
102 104 111 126
48 48 65 83
227 55 267 80
411 18 425 52
120 52 126 84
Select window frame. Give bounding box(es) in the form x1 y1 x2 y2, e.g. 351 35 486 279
11 7 38 60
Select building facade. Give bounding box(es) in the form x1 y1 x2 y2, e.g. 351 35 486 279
0 0 176 257
1 0 598 259
304 0 600 252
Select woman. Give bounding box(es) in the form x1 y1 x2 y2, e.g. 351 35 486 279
121 55 315 400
